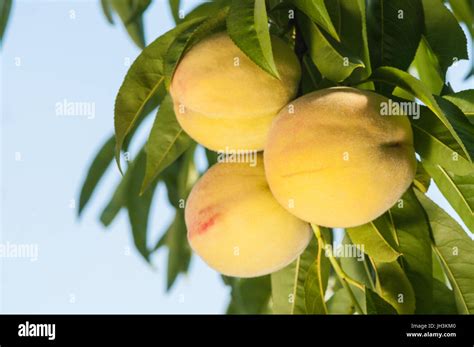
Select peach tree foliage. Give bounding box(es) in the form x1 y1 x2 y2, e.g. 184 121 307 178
75 0 474 314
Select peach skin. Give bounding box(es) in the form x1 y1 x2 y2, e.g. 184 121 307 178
185 155 312 277
264 87 417 228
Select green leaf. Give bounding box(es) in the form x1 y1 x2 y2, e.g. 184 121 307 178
413 161 431 193
292 0 339 41
436 96 474 161
100 159 135 227
125 0 152 25
444 90 474 124
169 0 181 24
347 214 401 263
166 147 197 290
304 232 330 314
365 288 397 314
412 37 444 95
327 289 355 314
416 192 474 314
339 235 374 312
449 0 474 36
423 161 474 232
126 150 156 262
271 231 329 314
205 148 218 168
110 0 146 48
165 209 191 290
421 0 468 75
366 0 423 72
324 0 372 77
78 135 115 216
0 0 12 47
160 158 181 208
411 105 473 175
433 250 448 285
226 0 279 79
370 66 472 164
141 94 193 193
297 13 364 82
101 0 115 24
372 260 416 314
226 276 271 314
300 54 322 93
432 279 458 314
390 188 433 314
340 235 374 287
164 7 228 87
114 17 204 172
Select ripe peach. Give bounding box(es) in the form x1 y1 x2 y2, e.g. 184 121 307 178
170 32 301 152
264 87 417 228
186 155 311 277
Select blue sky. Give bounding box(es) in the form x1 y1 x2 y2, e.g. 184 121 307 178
0 0 472 313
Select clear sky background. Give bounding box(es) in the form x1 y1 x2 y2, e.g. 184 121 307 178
0 0 472 313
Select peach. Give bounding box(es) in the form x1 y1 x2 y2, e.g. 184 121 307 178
264 87 417 228
170 32 301 152
185 155 311 277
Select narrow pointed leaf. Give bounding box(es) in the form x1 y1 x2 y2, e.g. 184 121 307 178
421 0 468 75
304 231 330 314
416 191 474 314
169 0 181 23
114 17 205 172
141 94 193 193
325 0 372 77
443 90 474 123
372 260 416 314
78 135 115 216
125 0 152 25
411 105 473 175
271 230 327 314
227 0 279 79
126 150 155 262
226 276 271 314
166 147 197 290
412 37 444 95
101 0 115 24
292 0 339 41
110 0 146 48
366 0 423 71
423 161 474 231
347 214 401 263
100 161 135 226
327 289 355 314
413 161 431 193
432 279 458 314
449 0 474 36
366 288 397 314
390 188 433 313
166 209 191 289
298 13 364 82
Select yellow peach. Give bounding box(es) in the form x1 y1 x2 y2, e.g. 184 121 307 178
186 155 311 277
170 32 301 152
264 87 417 228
